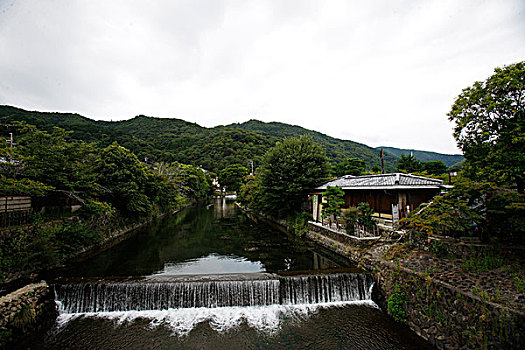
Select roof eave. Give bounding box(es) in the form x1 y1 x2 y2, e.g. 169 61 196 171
315 185 444 190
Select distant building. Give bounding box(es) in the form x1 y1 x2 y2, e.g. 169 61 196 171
311 173 450 225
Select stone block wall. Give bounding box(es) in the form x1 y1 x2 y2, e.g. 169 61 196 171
373 261 524 349
306 230 525 350
0 282 57 349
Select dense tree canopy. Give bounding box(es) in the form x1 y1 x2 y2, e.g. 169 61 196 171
219 164 249 193
397 154 423 173
332 158 366 177
448 61 524 192
422 160 448 175
95 143 153 215
397 154 448 176
250 136 330 218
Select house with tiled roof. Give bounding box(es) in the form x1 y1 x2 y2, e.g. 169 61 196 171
311 173 450 224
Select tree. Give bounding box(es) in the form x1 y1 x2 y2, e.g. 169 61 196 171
333 158 366 177
321 186 345 228
357 202 376 229
253 136 330 218
399 177 524 242
371 165 382 173
218 164 249 193
397 154 423 173
422 160 448 175
95 143 152 215
157 162 211 201
448 61 525 192
4 124 97 195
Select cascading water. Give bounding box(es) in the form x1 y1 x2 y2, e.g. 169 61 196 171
55 279 282 312
53 273 376 335
55 273 374 313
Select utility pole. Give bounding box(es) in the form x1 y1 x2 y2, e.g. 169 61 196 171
380 148 385 174
248 160 254 175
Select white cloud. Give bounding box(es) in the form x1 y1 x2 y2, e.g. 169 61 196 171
0 0 523 154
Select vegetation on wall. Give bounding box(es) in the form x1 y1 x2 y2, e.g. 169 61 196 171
387 283 407 323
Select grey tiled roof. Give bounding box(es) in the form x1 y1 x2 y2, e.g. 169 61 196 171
316 173 445 190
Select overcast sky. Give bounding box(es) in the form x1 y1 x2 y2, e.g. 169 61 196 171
0 0 524 154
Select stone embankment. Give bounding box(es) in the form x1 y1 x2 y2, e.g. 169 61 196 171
306 223 525 350
0 281 56 349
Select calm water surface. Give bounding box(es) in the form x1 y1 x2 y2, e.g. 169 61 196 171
29 198 433 350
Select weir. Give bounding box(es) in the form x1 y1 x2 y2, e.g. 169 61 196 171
54 272 374 313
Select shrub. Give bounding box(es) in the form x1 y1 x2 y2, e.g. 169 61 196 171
290 211 310 237
78 200 115 218
387 283 407 323
357 202 376 229
342 207 359 234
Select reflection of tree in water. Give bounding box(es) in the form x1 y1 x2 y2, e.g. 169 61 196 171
56 203 351 278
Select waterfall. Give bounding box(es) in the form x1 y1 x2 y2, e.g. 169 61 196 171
280 273 373 305
56 279 281 313
55 273 374 314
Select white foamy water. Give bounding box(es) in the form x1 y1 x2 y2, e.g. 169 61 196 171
56 301 379 336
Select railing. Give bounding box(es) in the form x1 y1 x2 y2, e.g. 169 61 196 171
318 219 381 239
351 223 380 238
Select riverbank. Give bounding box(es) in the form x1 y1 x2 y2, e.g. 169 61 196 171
238 205 524 349
0 204 192 348
306 223 524 350
0 203 194 293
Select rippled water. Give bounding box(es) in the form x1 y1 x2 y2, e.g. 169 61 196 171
33 303 433 350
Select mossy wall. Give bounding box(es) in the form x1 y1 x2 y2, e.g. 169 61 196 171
0 282 57 349
306 225 525 350
373 261 524 349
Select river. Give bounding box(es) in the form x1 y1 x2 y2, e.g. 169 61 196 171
29 198 433 350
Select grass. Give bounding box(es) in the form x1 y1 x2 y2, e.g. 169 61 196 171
461 252 507 273
512 274 525 293
384 242 413 260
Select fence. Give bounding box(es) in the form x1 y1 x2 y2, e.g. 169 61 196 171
319 217 381 239
0 196 33 227
350 223 380 238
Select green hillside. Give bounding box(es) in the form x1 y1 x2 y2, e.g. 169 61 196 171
228 120 398 171
0 105 456 173
377 146 463 167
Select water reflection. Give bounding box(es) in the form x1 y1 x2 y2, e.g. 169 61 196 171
213 196 237 219
48 199 350 279
153 253 264 276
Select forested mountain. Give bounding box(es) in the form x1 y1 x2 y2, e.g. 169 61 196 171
0 105 459 173
227 120 398 171
376 146 463 167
